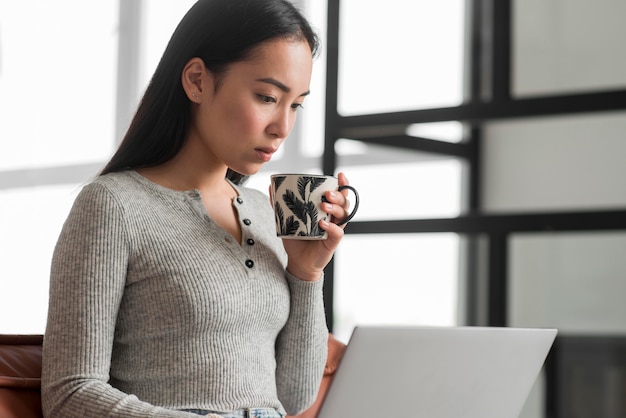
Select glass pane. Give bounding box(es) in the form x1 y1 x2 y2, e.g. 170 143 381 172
509 231 626 335
0 1 118 170
406 121 464 143
510 231 626 417
140 0 198 89
334 233 460 342
338 0 465 115
299 0 327 158
513 0 626 97
0 184 80 334
336 160 462 221
482 111 626 213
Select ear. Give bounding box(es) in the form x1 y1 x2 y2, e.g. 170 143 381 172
181 57 211 103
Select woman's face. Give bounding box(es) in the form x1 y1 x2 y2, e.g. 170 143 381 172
187 38 313 176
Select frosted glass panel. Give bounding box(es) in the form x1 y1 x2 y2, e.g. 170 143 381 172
509 231 626 335
334 233 459 342
0 184 80 334
510 231 626 417
482 112 626 212
0 1 118 170
338 0 464 115
513 0 626 97
299 0 328 158
406 121 464 144
140 0 198 88
336 160 462 221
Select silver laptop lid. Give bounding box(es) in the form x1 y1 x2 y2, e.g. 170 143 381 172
318 326 557 418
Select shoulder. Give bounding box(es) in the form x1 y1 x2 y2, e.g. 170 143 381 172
79 170 179 204
72 171 155 217
87 170 144 194
79 170 136 195
67 172 133 218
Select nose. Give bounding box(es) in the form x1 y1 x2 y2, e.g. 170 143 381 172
267 107 294 139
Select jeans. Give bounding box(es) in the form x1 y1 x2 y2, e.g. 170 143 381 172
181 408 284 418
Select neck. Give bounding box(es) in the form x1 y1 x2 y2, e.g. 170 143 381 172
137 156 230 195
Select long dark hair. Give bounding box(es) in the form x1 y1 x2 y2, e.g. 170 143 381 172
100 0 319 178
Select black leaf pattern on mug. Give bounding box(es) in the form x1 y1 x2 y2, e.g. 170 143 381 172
297 176 327 200
283 190 310 226
305 200 318 225
309 177 326 193
275 201 300 235
297 178 308 200
273 176 286 190
283 189 323 236
306 201 323 237
285 216 300 235
274 202 285 229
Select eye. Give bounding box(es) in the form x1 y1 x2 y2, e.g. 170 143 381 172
291 103 304 111
257 94 276 104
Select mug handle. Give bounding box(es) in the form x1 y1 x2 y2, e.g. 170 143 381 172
336 185 360 226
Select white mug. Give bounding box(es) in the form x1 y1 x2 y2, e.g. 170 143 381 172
270 174 359 240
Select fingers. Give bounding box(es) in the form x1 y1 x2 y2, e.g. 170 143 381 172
323 172 352 225
338 171 348 185
337 172 350 200
322 198 350 226
319 218 345 248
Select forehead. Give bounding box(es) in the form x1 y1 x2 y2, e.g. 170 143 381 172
230 39 313 91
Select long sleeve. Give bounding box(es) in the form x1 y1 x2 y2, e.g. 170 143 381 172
42 183 196 417
275 272 328 415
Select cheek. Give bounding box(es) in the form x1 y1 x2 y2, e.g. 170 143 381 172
212 94 268 139
235 107 267 136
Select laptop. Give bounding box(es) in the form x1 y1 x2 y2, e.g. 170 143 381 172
318 325 557 418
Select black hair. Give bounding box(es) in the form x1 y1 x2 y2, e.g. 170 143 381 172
100 0 319 177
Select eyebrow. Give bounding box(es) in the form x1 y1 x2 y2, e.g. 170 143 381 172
256 78 310 97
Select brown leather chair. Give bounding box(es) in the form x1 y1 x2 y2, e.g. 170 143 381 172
0 334 345 418
0 334 44 418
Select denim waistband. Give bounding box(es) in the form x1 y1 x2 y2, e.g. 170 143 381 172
182 407 283 418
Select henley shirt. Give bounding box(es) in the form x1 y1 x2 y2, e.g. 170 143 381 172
42 171 328 417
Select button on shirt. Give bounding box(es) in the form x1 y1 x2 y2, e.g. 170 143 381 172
181 183 282 280
233 195 259 274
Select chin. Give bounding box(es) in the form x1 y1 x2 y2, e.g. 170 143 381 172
239 164 264 176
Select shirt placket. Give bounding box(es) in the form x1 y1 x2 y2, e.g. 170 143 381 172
233 195 258 279
184 190 257 279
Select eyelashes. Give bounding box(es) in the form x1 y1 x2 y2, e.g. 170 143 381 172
256 94 304 111
257 94 276 104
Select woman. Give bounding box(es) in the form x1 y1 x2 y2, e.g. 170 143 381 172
42 1 351 417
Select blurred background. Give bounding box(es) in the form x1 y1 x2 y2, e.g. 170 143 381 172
1 1 625 417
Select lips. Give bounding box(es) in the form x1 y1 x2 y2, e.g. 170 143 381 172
255 147 276 162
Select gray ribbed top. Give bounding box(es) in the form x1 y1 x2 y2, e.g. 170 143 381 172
42 171 328 417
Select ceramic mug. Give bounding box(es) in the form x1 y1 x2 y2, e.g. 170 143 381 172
270 174 359 240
